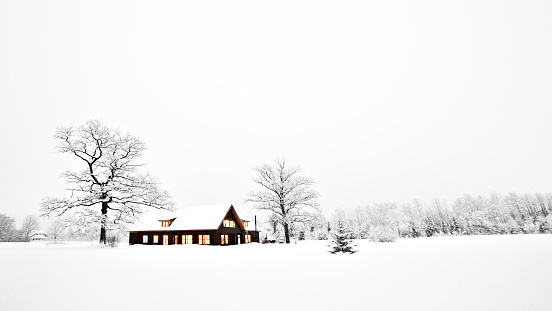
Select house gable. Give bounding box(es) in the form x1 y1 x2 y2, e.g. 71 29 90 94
217 205 245 231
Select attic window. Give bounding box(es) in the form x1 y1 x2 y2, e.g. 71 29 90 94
223 220 235 228
161 221 170 227
243 221 249 227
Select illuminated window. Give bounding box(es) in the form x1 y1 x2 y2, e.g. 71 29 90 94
199 235 210 245
174 235 178 244
223 220 235 227
153 235 159 243
182 235 193 244
243 221 249 227
245 234 251 243
237 235 241 245
161 221 169 227
142 235 148 243
221 234 229 245
163 235 168 245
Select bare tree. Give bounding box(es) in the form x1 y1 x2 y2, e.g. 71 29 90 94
41 120 174 244
21 215 40 242
48 219 66 242
245 157 318 244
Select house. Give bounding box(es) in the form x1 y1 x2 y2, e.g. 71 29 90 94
30 230 48 242
128 204 260 246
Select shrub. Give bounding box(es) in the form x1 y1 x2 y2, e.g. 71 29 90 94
368 225 399 242
106 234 120 248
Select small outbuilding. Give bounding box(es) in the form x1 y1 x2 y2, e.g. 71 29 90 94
30 231 48 242
128 204 260 246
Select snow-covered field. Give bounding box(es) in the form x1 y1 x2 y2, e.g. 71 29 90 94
1 235 551 311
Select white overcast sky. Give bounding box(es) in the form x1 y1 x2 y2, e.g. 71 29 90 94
1 0 551 225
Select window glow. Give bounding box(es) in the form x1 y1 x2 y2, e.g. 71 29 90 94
163 235 168 245
142 235 148 243
199 235 210 245
237 235 241 244
161 221 170 227
223 220 235 227
221 234 229 245
245 234 251 243
153 235 159 243
174 235 178 244
243 221 249 227
182 235 193 244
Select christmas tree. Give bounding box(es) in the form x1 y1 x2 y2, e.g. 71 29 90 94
328 220 357 254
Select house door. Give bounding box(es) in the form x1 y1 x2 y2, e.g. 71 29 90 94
236 234 241 245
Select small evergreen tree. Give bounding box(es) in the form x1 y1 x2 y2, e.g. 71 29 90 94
450 217 461 235
423 218 438 237
328 220 357 254
406 221 421 238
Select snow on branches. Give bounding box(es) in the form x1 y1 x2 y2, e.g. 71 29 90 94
41 120 174 243
328 220 357 254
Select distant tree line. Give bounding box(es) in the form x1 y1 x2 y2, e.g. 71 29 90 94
0 213 108 242
265 191 552 243
0 214 40 242
333 192 552 241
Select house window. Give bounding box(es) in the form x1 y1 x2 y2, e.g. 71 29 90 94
199 235 210 245
221 234 229 245
163 235 168 245
161 221 170 227
182 235 193 244
142 235 148 243
174 235 178 244
245 234 251 243
243 221 249 227
237 235 241 245
223 220 235 227
153 235 159 243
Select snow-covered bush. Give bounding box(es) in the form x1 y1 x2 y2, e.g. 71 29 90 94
328 220 357 254
368 225 398 242
497 219 522 234
317 231 328 240
423 218 438 237
403 221 421 238
106 233 119 248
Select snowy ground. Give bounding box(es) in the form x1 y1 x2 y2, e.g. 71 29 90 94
1 235 551 311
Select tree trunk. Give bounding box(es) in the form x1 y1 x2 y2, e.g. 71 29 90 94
99 201 108 244
283 222 290 244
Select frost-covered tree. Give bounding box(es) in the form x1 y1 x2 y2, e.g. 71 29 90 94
20 215 40 242
0 214 16 242
423 217 438 237
48 219 66 242
328 220 357 254
245 157 318 244
41 120 174 244
405 221 421 238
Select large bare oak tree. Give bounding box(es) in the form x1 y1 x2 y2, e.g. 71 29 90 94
245 157 319 243
41 120 174 244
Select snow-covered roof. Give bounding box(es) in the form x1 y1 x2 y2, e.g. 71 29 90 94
129 204 248 231
30 230 48 237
